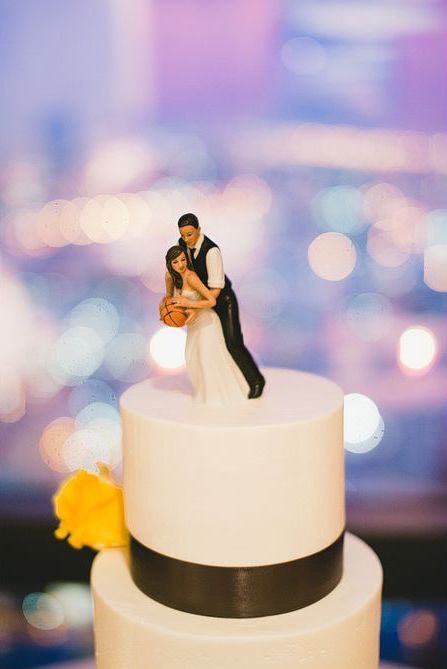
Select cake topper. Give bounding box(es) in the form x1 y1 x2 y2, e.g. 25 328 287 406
159 213 265 406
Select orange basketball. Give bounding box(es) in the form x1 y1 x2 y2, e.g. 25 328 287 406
159 298 188 327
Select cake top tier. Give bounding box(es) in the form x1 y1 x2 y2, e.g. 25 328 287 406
120 368 343 428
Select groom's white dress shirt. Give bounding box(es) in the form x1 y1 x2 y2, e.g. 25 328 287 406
188 233 225 289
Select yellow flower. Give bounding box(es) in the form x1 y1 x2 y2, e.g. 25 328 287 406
52 462 129 550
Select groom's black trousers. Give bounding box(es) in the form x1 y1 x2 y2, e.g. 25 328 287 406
214 289 264 389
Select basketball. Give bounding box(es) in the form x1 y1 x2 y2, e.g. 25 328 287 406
159 297 188 327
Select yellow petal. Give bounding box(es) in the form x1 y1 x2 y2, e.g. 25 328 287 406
52 467 129 551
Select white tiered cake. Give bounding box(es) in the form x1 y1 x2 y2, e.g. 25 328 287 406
91 368 382 668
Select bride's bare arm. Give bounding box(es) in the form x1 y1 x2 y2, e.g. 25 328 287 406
165 272 174 298
175 272 216 309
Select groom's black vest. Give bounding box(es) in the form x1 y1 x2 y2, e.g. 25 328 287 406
178 235 232 302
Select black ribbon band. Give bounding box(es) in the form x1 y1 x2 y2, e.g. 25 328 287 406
129 531 344 618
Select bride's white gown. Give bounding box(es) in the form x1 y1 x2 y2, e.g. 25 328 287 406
180 288 249 407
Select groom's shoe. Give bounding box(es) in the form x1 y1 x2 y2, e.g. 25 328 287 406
248 376 265 399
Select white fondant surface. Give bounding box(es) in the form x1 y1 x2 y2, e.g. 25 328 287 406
121 368 345 566
121 367 343 427
91 532 383 669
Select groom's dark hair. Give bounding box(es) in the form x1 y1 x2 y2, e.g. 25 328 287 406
178 213 199 229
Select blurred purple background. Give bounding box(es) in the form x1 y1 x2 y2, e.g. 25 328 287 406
0 1 446 667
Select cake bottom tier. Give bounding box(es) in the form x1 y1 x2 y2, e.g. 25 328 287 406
91 532 382 669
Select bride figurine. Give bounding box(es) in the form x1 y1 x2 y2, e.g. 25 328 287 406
164 245 249 407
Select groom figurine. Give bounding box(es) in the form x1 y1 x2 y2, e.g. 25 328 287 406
177 213 265 399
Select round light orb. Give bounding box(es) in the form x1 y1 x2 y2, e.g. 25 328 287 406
37 200 71 248
424 244 447 292
39 417 75 473
46 583 93 629
398 609 439 648
344 393 384 453
54 326 104 379
74 402 122 468
80 195 129 244
367 220 410 268
75 401 120 426
399 326 437 374
308 232 357 281
362 182 403 222
68 298 120 344
345 292 393 342
149 327 186 369
312 185 366 235
22 593 64 631
63 426 119 472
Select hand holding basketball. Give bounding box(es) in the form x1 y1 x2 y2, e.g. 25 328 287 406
159 297 188 327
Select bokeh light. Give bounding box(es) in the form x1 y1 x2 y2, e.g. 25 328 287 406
65 401 122 472
424 245 447 292
398 609 440 648
362 182 404 222
398 326 438 375
80 195 129 244
425 209 447 246
37 200 71 249
39 417 76 473
369 259 419 298
75 401 120 427
52 326 105 383
345 292 393 342
62 197 93 246
22 593 64 631
62 425 120 473
68 298 120 344
344 393 385 453
148 327 186 369
308 232 357 281
46 583 93 629
312 186 367 234
367 219 410 268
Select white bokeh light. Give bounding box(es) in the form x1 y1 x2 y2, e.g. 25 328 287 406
399 326 437 374
39 417 75 473
22 593 64 631
75 401 120 427
344 393 385 454
312 186 366 234
46 584 93 629
308 232 357 281
68 298 120 344
62 426 120 472
149 327 186 369
53 326 104 380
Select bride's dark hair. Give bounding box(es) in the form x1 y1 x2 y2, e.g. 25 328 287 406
165 245 193 290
